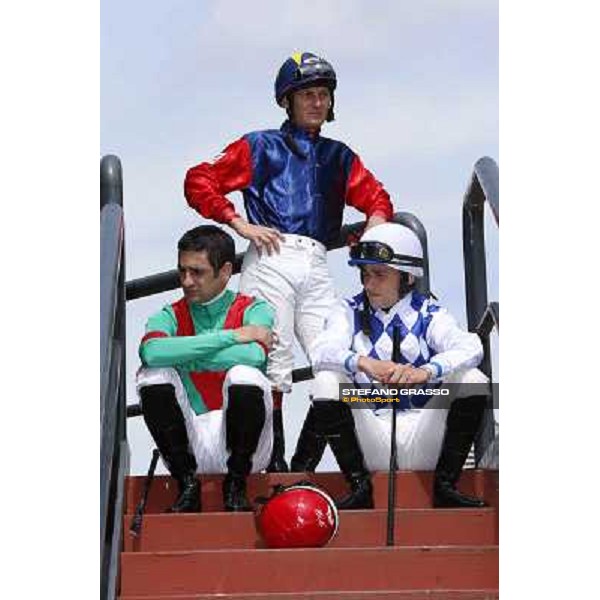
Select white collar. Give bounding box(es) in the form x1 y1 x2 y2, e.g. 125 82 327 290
372 291 414 322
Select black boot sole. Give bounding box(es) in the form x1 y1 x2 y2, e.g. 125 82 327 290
433 488 487 509
266 457 289 473
336 487 374 510
167 502 201 513
224 504 253 512
167 480 201 513
167 497 201 513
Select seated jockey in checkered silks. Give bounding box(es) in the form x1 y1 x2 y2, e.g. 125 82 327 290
136 225 275 513
290 222 490 510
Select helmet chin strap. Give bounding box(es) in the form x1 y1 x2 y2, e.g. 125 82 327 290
398 271 414 298
326 92 335 122
360 293 372 336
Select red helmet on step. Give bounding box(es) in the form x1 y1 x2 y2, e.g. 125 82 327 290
255 481 339 548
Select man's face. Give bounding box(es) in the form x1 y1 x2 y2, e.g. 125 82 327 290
178 250 231 304
288 86 331 131
361 264 402 310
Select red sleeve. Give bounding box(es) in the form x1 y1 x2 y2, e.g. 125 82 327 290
345 155 394 221
141 331 169 345
139 331 168 358
184 138 253 223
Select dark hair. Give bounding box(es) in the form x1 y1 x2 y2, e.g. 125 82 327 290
177 225 235 275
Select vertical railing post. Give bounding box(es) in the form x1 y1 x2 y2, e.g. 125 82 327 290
463 179 491 376
462 157 499 465
101 155 123 209
100 155 129 600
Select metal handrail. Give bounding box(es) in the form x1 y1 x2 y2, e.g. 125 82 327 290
463 156 499 336
476 301 499 339
462 156 499 466
101 154 123 209
100 155 129 600
100 204 124 411
125 212 430 300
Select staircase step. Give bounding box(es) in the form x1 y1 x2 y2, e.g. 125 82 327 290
120 591 499 599
120 546 498 596
124 508 497 552
125 470 498 514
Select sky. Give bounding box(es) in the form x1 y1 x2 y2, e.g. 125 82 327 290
100 0 499 474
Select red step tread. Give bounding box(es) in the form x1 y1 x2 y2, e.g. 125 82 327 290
124 508 497 552
120 546 499 596
125 470 498 514
120 591 499 599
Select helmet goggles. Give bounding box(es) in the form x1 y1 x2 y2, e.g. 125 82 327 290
297 60 335 82
349 240 424 269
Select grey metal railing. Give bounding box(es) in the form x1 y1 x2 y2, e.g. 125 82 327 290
462 156 499 466
100 155 130 600
125 212 429 301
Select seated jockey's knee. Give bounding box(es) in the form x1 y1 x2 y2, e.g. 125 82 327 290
445 367 490 399
460 368 489 385
225 364 268 389
137 366 181 389
311 370 351 401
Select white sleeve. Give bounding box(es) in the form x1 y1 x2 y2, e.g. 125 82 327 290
425 308 484 378
310 299 359 374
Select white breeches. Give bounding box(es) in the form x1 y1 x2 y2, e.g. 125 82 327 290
136 365 273 474
313 367 489 471
239 234 338 394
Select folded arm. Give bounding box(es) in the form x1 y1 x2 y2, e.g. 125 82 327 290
139 298 275 372
138 305 240 368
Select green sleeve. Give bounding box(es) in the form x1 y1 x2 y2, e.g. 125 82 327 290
242 297 275 328
139 305 237 368
183 298 275 372
188 342 267 372
144 306 177 337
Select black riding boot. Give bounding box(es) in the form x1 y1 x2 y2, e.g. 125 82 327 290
434 395 488 508
290 403 328 472
140 383 201 513
313 401 373 510
223 384 266 512
266 401 289 473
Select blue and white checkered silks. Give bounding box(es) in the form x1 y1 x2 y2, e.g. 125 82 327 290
348 291 439 385
310 289 486 408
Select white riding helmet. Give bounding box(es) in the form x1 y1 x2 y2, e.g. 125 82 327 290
348 222 424 278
